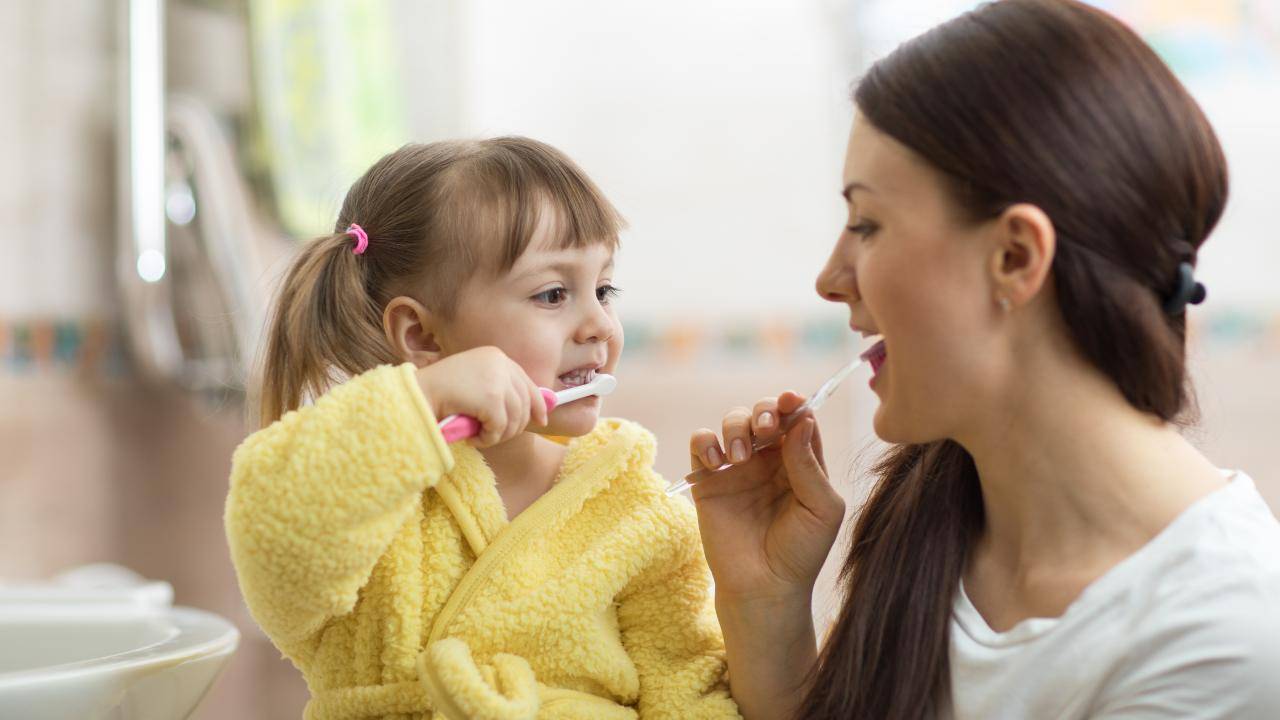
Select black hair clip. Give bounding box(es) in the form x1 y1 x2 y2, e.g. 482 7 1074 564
1162 261 1207 315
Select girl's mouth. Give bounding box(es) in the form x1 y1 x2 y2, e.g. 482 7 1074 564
557 368 598 389
860 339 887 375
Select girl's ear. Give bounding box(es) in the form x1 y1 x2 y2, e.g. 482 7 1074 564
989 202 1056 309
383 296 445 366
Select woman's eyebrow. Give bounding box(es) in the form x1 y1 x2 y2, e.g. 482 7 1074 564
841 181 875 202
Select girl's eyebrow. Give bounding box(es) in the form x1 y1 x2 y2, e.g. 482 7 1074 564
513 257 615 282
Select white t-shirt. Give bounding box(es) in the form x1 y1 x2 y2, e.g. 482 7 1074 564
948 471 1280 719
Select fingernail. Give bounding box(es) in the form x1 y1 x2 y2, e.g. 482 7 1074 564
731 439 747 463
758 412 774 429
706 446 724 467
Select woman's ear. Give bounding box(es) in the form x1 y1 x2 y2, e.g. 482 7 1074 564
989 203 1056 309
383 296 445 366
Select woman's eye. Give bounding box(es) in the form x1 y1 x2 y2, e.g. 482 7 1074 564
534 287 568 305
846 221 878 239
596 284 622 304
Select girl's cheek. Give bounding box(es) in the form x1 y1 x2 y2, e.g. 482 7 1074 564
608 328 625 366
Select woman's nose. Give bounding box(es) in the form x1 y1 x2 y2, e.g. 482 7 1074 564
815 239 858 304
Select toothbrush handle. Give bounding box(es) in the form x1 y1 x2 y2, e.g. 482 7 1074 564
439 388 558 443
439 414 482 443
666 403 817 495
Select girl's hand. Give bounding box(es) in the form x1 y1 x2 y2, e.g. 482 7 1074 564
415 346 549 447
688 392 846 603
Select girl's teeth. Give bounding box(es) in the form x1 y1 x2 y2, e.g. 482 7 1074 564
558 369 597 387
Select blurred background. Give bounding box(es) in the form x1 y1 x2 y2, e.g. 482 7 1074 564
0 0 1276 716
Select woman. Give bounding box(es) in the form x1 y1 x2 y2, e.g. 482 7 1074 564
688 1 1280 718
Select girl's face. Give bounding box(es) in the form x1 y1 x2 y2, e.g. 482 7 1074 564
439 216 623 438
816 115 1006 444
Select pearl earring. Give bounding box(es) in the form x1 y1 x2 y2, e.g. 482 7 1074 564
997 296 1011 312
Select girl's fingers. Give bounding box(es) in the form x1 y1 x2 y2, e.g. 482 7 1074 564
478 408 506 447
690 428 725 471
510 377 531 442
525 376 548 427
721 407 754 464
535 383 549 426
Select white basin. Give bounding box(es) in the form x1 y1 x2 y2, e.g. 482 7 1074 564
0 565 239 720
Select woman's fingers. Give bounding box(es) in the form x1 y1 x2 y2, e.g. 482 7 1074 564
721 407 754 464
777 390 806 416
751 397 780 443
690 428 726 471
809 416 829 474
781 417 843 523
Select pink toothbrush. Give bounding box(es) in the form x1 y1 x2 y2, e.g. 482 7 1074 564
438 374 618 443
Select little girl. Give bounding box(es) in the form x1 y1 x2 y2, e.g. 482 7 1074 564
225 137 739 720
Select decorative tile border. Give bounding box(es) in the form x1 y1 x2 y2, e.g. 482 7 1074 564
0 319 128 377
2 310 1276 377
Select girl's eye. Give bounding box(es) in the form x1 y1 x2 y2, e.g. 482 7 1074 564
597 284 622 304
534 287 568 305
847 221 878 239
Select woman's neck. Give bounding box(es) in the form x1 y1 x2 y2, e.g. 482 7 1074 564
478 432 567 521
957 345 1225 581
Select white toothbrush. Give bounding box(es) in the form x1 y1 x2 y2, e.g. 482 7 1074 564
439 374 618 443
665 357 866 495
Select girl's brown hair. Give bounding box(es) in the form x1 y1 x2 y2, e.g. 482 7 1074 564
255 137 624 427
797 1 1227 717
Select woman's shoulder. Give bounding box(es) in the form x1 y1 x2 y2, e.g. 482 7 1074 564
1154 471 1280 585
1076 473 1280 716
1092 472 1280 709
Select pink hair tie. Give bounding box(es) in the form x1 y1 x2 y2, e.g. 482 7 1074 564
345 223 369 255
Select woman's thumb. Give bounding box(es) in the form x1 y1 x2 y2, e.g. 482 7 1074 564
782 418 839 512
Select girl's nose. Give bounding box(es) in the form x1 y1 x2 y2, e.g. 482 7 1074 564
575 298 615 344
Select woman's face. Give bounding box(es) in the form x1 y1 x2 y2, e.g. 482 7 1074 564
816 114 1006 444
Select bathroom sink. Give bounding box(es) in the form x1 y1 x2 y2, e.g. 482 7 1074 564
0 565 239 720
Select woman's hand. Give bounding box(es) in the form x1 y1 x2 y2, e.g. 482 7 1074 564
688 391 846 602
689 392 847 720
415 346 549 447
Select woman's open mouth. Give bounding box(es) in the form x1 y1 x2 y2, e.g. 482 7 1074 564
860 338 887 375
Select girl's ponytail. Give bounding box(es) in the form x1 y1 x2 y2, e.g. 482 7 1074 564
256 232 395 427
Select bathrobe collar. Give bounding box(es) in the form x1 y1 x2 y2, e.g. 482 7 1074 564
432 419 654 558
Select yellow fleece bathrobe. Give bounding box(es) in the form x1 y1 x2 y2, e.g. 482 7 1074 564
225 364 740 720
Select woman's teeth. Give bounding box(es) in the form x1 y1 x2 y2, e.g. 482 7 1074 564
558 368 597 387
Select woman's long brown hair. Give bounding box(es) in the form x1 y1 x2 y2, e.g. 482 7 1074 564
796 1 1227 717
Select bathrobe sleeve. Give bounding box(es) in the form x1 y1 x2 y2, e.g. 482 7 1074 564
617 490 742 720
225 363 454 654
